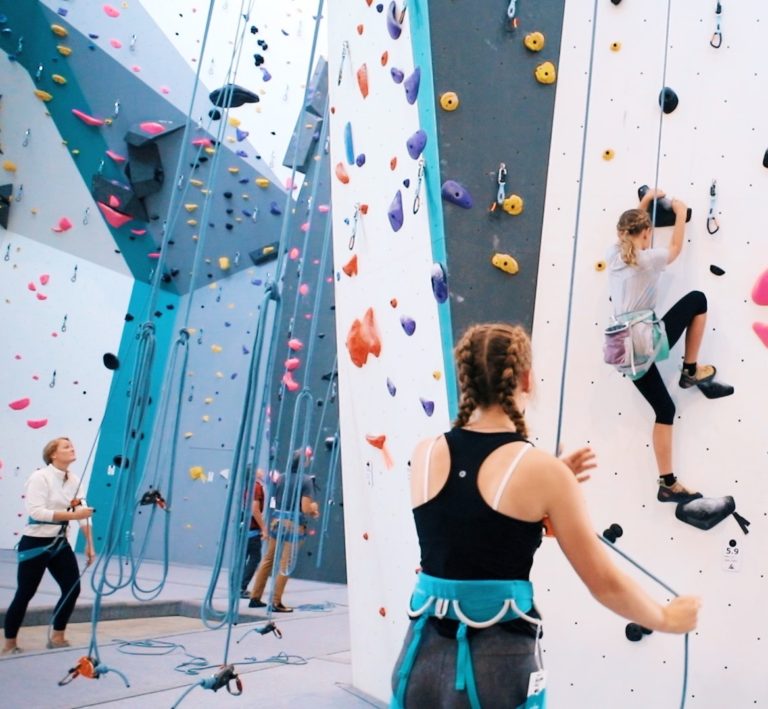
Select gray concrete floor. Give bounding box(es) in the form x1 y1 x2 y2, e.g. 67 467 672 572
0 550 384 709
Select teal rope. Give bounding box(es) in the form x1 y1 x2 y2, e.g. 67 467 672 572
315 430 340 568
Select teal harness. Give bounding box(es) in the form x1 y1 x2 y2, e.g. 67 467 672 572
16 518 68 562
391 572 544 709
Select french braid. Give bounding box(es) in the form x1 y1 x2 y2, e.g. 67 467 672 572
453 325 483 427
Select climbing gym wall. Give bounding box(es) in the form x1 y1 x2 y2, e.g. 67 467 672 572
529 2 768 706
330 1 768 707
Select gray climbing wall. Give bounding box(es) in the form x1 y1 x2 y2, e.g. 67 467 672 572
429 1 566 336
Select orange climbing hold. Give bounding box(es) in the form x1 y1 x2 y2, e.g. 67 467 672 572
390 157 397 171
366 434 394 470
381 51 389 66
335 162 350 184
357 64 369 98
346 307 382 367
342 254 358 277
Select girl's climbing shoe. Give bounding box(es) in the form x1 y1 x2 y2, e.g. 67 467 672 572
679 364 716 389
657 480 703 504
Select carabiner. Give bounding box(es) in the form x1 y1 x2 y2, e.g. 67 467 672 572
337 41 350 86
413 158 425 215
496 162 508 205
710 1 722 48
706 179 720 235
348 203 361 250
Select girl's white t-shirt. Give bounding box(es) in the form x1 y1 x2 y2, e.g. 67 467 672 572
607 243 668 316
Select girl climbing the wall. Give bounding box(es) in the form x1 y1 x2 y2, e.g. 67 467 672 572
606 189 733 504
391 323 700 708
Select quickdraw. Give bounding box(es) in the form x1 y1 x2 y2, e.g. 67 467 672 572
413 158 424 214
337 40 350 86
348 203 361 250
201 664 243 695
710 2 722 49
253 620 283 639
139 487 168 510
489 162 507 212
506 0 519 30
707 180 720 235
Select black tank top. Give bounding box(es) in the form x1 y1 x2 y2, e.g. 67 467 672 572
413 428 543 581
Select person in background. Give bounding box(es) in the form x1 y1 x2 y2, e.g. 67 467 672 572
391 323 699 707
3 437 95 654
240 469 266 599
248 450 320 613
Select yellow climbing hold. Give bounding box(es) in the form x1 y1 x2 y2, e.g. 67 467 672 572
491 253 519 275
211 344 223 353
57 45 72 56
228 167 240 174
524 31 545 52
215 371 224 379
228 116 241 127
71 149 80 156
34 89 53 102
201 415 210 423
3 160 18 172
204 147 216 155
51 24 69 37
432 371 442 380
200 189 211 195
189 465 205 480
502 195 524 216
255 177 270 188
595 260 607 272
187 219 198 226
204 397 214 404
51 74 67 85
218 256 231 270
184 432 194 439
184 203 198 212
189 178 204 187
534 61 557 84
602 149 615 161
610 41 622 52
439 91 460 111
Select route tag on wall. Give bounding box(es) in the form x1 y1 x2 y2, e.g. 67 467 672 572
722 540 741 573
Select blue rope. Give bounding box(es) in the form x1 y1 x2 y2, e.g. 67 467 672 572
315 429 340 568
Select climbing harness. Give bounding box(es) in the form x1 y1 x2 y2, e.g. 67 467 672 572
706 180 720 234
710 2 722 48
413 158 425 214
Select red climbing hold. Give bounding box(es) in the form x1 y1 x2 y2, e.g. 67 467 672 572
346 308 382 367
52 217 73 233
284 357 301 371
282 372 300 392
342 254 358 277
335 162 350 184
97 202 132 228
357 64 369 98
366 434 394 469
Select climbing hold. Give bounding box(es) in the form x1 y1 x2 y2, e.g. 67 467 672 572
33 89 53 102
610 41 621 52
602 149 615 161
431 263 449 303
386 1 403 39
406 129 427 160
534 61 557 84
357 64 369 98
102 353 120 370
184 204 198 213
346 308 382 367
400 315 416 336
269 201 282 215
285 357 301 371
709 265 725 276
420 398 435 417
342 254 358 277
139 121 167 135
288 338 304 351
502 195 524 215
602 523 623 543
106 150 126 163
110 39 122 49
8 398 30 411
625 623 652 642
366 434 394 469
388 190 404 232
675 495 739 530
103 4 120 18
357 23 364 35
432 371 442 381
379 607 387 617
211 344 223 353
335 162 350 184
751 269 768 305
763 150 768 169
209 84 259 108
658 87 678 114
523 31 545 52
404 68 421 104
386 378 397 396
344 122 355 165
391 67 405 84
356 154 367 167
441 180 473 209
637 185 692 226
439 92 459 111
218 256 230 270
595 260 607 272
57 45 72 56
381 51 389 66
3 160 17 172
97 202 132 228
298 284 310 296
255 177 270 188
752 322 768 348
282 372 300 392
72 109 105 126
51 24 68 37
228 167 240 175
189 465 205 480
492 253 519 274
52 217 73 232
27 419 48 429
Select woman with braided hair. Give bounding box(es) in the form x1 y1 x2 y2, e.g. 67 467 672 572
391 323 700 708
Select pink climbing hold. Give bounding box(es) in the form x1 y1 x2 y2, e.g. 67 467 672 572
110 39 122 49
289 248 300 260
300 222 310 232
27 282 37 291
103 4 120 17
192 138 213 147
282 372 300 392
753 322 768 347
36 293 47 301
288 338 304 351
52 217 73 232
27 419 48 429
140 121 166 135
131 228 147 235
72 109 105 127
298 284 309 296
8 398 30 411
97 202 132 228
318 204 330 213
751 268 768 305
108 195 121 208
285 357 301 371
106 150 126 163
131 65 141 73
39 274 50 285
160 86 171 95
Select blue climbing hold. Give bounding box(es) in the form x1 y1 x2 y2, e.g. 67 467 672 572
420 398 435 417
386 378 397 396
400 315 416 336
406 129 427 160
404 68 421 104
431 263 448 303
356 153 366 167
388 190 404 232
270 201 282 215
344 122 355 165
391 67 405 84
441 180 473 209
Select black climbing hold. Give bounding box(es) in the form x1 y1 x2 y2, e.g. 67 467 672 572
625 623 643 641
658 87 678 114
102 353 120 370
124 313 135 321
709 265 725 276
209 84 260 108
113 454 129 468
208 108 222 120
763 149 768 168
611 0 622 4
602 523 623 543
223 191 233 199
675 495 737 530
253 53 264 66
637 185 692 226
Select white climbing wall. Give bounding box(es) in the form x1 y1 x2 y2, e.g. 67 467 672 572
531 1 768 706
327 3 452 701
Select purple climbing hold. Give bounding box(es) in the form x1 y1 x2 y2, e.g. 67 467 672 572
270 201 282 215
441 180 473 209
236 150 248 158
236 128 249 141
260 67 272 82
356 153 366 167
406 129 427 160
431 263 449 303
386 1 402 40
388 190 404 232
420 398 435 417
400 315 416 336
391 67 405 84
376 3 384 11
404 68 421 105
386 378 397 396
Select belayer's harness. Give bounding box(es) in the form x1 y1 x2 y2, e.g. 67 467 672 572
15 519 69 562
391 572 543 709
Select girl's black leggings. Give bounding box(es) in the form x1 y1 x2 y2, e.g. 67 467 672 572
4 536 81 639
632 291 708 425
